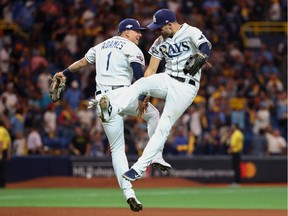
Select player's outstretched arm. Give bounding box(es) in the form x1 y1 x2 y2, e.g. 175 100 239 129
49 57 90 103
68 57 90 72
54 57 89 79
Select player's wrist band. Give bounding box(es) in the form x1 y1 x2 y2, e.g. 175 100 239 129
62 68 71 76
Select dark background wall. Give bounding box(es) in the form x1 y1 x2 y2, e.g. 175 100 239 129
7 155 287 183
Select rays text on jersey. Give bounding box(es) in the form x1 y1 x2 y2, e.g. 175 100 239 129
159 41 190 58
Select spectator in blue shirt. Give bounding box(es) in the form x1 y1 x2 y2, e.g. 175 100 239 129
63 80 82 110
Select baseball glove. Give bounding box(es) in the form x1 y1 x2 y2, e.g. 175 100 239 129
49 75 66 102
183 52 209 76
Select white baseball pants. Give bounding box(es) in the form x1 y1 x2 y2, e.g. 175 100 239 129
110 73 199 174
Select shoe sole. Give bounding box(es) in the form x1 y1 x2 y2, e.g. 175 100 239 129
152 162 171 171
127 198 143 212
99 95 109 122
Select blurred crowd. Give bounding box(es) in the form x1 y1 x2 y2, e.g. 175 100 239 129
0 0 287 158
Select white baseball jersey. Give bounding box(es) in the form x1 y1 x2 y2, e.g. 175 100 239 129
148 23 211 82
85 36 145 87
84 35 164 201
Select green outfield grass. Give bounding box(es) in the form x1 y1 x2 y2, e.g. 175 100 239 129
0 187 286 209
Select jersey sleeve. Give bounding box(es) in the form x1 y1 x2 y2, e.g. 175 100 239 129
148 36 164 60
84 46 97 64
190 27 212 50
124 43 145 68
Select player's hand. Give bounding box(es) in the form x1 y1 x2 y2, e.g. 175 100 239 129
55 72 66 80
137 96 150 118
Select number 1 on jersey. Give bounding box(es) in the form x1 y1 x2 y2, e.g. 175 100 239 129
106 52 112 71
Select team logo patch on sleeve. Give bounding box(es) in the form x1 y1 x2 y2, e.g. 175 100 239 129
136 55 144 61
151 47 159 55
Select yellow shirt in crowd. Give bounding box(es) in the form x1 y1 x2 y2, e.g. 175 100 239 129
230 129 244 153
0 126 11 150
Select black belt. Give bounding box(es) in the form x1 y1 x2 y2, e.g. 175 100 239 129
169 75 195 86
96 85 125 96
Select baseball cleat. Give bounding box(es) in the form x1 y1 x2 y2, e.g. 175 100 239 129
127 197 143 212
99 95 112 122
122 168 142 181
151 158 171 171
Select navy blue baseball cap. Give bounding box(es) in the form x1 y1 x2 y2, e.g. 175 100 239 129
118 18 146 33
147 9 176 30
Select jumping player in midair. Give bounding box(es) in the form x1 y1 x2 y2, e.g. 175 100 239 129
54 18 171 212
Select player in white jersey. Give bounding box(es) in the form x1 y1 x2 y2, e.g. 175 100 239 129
97 9 212 181
54 18 171 212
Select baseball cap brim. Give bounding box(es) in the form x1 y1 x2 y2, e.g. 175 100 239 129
147 23 165 30
118 26 146 33
133 27 147 30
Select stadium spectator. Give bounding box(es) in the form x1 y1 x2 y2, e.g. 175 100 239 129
203 126 225 155
253 102 271 135
63 27 79 58
0 120 12 188
275 91 287 138
12 132 26 156
250 129 268 156
266 128 287 155
0 42 11 80
182 105 203 142
69 126 90 156
134 123 149 156
202 0 221 18
2 2 13 24
57 103 75 149
89 129 105 157
43 103 57 137
36 70 50 94
26 126 44 155
269 0 282 21
1 82 18 117
172 126 189 155
76 101 95 132
63 80 82 110
9 105 25 141
227 124 244 185
15 1 35 33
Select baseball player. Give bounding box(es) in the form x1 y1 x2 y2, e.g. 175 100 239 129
54 18 171 212
98 9 212 181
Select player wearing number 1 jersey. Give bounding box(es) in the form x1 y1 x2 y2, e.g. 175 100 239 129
54 18 170 212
